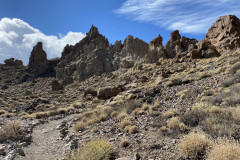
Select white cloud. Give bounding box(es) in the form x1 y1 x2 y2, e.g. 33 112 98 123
0 18 85 65
116 0 240 34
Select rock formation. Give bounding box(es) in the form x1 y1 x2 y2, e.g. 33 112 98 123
28 42 49 76
165 30 198 58
53 15 240 85
145 34 166 63
28 42 60 77
56 25 149 85
4 58 23 66
205 15 240 52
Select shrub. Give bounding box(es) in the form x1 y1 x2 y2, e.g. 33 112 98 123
163 109 178 118
0 120 25 142
229 62 240 74
124 125 138 134
179 132 210 159
120 120 132 130
64 139 115 160
21 73 30 82
207 138 240 160
168 117 181 130
74 121 85 132
181 108 208 127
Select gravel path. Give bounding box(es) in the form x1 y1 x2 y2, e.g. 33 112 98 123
16 114 77 160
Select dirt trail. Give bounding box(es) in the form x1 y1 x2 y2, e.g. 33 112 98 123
16 114 77 160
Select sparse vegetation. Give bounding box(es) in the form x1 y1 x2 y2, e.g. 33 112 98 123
0 120 25 142
179 132 210 159
207 138 240 160
64 139 115 160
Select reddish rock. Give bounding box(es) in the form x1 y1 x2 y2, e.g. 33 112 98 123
97 86 123 100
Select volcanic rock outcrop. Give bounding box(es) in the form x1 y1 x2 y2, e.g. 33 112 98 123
28 42 49 76
54 15 240 85
56 25 149 85
145 34 166 63
28 42 60 77
205 15 240 52
165 30 198 58
4 58 23 66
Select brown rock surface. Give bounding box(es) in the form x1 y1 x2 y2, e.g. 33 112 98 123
4 58 23 66
145 34 167 63
28 42 49 76
165 30 197 58
51 79 64 91
97 86 123 100
205 15 240 52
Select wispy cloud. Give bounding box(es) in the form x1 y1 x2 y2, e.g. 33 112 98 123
115 0 240 34
0 18 85 65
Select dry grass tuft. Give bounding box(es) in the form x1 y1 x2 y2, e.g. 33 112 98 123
168 117 181 130
124 125 138 134
64 139 115 160
179 132 210 159
120 120 132 130
163 109 178 118
207 138 240 160
74 121 85 132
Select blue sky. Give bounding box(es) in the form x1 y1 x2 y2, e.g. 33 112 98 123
0 0 240 64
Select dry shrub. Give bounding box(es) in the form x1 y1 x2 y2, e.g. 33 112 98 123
91 126 99 133
160 126 168 132
168 117 181 130
207 138 240 160
229 61 240 74
120 139 129 147
124 125 138 134
181 107 208 127
120 120 132 130
34 112 48 119
179 132 210 159
163 109 178 118
209 106 222 114
64 139 115 160
74 121 85 132
117 111 127 120
0 120 25 142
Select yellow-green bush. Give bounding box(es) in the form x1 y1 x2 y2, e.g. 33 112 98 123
64 139 115 160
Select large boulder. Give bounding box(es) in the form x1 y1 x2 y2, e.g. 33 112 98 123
205 15 240 53
97 86 123 100
51 79 64 91
28 42 49 76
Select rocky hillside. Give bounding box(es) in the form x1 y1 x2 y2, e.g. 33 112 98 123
0 15 240 160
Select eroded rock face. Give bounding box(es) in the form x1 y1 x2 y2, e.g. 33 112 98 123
4 58 23 66
56 26 149 84
28 42 49 76
205 15 240 52
56 25 111 84
145 34 166 63
165 30 198 58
